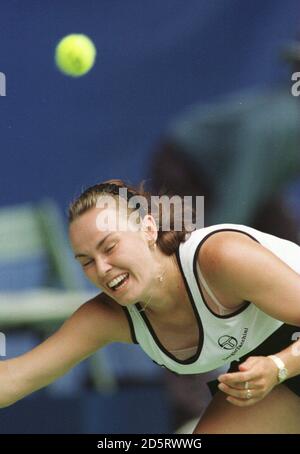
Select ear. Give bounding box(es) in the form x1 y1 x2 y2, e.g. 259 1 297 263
141 214 158 243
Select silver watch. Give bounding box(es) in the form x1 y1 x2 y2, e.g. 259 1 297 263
268 355 288 383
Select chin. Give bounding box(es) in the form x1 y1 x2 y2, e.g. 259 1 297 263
114 292 140 306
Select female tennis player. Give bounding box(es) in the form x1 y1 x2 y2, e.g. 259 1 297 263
1 180 300 433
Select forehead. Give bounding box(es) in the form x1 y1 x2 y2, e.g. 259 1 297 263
69 206 140 245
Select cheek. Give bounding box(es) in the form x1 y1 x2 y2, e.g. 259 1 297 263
82 267 100 286
119 246 148 270
83 267 93 278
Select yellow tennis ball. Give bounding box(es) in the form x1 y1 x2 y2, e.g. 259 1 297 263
55 34 96 77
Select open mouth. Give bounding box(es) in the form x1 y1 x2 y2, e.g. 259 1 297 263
108 273 129 292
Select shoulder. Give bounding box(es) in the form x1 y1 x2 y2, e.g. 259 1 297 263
69 292 134 345
197 230 261 302
198 229 258 268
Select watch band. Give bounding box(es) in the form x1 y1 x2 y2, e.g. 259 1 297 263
268 355 285 369
268 355 288 382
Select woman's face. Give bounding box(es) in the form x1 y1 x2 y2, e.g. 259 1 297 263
69 205 157 306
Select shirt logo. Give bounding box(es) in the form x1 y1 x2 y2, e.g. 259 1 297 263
219 328 249 361
218 335 238 350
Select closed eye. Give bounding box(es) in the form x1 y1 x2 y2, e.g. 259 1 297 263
106 243 116 254
82 259 94 268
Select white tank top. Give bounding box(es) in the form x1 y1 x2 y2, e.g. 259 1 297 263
125 224 300 374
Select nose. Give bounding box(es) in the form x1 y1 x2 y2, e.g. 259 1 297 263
94 256 112 279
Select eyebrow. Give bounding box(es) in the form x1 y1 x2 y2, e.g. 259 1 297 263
74 233 114 259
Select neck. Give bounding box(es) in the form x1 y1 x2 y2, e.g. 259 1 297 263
139 251 184 316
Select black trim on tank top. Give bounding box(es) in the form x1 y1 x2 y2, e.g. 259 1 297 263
193 228 260 319
135 248 204 365
121 306 139 344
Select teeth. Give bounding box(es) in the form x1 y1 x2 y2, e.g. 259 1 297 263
108 273 128 289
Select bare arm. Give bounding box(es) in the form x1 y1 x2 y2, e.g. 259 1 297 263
0 293 131 407
199 231 300 325
199 231 300 406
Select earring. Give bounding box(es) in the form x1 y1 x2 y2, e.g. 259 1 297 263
149 241 156 250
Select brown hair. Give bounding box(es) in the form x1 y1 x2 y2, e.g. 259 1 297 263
68 179 193 256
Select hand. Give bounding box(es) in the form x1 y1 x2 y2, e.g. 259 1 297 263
217 356 278 406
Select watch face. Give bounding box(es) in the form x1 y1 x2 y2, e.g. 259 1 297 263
278 368 288 381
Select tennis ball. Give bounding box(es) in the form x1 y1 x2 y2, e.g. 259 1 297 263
55 34 96 77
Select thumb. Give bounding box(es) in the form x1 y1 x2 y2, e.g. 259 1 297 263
238 356 256 371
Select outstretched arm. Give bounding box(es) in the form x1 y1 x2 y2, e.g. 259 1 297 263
0 293 129 407
199 231 300 406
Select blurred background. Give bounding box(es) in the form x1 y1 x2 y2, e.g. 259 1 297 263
1 0 300 434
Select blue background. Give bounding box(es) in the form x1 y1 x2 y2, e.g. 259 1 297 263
1 0 299 212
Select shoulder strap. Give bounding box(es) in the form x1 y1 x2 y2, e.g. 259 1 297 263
196 264 232 315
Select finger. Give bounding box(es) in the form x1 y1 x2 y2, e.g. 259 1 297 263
218 371 254 385
238 356 258 372
220 381 250 390
218 383 255 399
